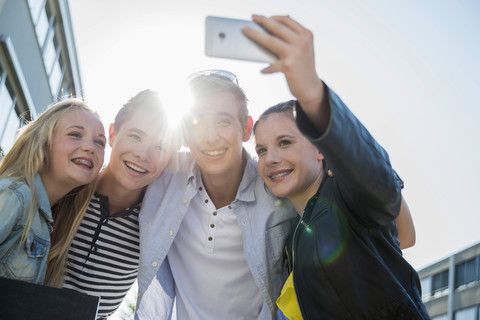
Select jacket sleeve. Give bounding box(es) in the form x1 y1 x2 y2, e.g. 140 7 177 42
295 86 403 226
0 186 25 244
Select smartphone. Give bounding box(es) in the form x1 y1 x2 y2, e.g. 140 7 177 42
204 16 277 64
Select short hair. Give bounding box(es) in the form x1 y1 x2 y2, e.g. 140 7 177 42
187 72 249 126
113 89 180 152
114 89 166 130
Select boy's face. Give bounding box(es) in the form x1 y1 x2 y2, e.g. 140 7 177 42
108 110 172 191
184 90 252 177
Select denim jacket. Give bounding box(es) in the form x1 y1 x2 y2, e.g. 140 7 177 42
135 151 296 319
0 174 53 284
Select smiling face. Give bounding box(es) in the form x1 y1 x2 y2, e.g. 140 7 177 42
107 109 172 192
46 108 106 191
254 112 324 213
183 90 252 179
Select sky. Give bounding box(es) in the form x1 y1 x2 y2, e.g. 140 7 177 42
67 0 480 316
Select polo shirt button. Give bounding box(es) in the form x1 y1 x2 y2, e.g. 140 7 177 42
169 230 174 237
152 262 158 267
183 199 188 204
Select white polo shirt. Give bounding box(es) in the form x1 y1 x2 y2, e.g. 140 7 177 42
168 173 263 319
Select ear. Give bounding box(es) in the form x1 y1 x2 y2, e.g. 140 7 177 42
108 124 115 148
317 152 324 162
243 116 254 142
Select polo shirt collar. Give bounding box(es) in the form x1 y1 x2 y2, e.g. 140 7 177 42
190 148 257 204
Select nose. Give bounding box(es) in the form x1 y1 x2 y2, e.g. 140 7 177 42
82 140 96 153
131 144 150 161
265 148 281 166
204 122 220 143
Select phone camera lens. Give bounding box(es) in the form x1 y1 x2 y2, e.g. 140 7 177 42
218 32 226 40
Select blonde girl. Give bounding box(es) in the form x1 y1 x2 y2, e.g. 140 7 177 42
0 99 106 287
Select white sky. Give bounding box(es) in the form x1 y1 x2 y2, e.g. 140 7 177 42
69 0 480 294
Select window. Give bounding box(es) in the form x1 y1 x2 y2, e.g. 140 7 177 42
28 0 65 98
0 64 18 154
28 0 50 48
432 270 449 295
456 257 478 288
455 306 477 320
432 315 448 320
0 37 34 155
420 276 432 300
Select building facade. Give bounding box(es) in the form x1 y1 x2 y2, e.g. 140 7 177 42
418 242 480 320
0 0 82 155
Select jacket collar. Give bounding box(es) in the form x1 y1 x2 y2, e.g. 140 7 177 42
34 173 53 223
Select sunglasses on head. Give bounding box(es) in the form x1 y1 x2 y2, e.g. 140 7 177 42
188 69 239 85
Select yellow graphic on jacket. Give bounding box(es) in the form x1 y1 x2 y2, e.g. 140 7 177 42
276 272 302 320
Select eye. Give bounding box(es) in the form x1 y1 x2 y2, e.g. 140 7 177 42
129 134 141 142
279 139 292 147
217 118 231 127
95 139 106 148
255 147 266 156
68 132 82 138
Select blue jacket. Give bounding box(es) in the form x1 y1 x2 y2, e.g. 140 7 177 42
0 174 52 284
286 88 430 319
135 151 297 319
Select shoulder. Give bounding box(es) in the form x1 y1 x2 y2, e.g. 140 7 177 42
0 178 31 221
0 177 31 201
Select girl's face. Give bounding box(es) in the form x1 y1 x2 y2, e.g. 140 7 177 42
47 109 106 191
254 112 324 212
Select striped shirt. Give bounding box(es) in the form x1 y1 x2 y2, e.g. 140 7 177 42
63 193 141 319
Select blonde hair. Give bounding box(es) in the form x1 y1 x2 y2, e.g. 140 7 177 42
0 98 101 287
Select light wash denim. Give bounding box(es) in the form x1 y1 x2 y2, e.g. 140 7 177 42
0 174 52 284
135 151 296 320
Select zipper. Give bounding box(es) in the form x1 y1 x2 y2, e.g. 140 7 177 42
291 211 305 318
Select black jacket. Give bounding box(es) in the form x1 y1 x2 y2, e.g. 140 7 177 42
286 88 430 319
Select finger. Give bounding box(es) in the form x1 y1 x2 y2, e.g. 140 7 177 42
242 25 288 58
251 14 300 45
269 15 310 36
261 62 282 74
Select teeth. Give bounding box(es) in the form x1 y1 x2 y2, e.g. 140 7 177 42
205 150 225 156
72 159 93 168
271 171 290 179
125 161 147 173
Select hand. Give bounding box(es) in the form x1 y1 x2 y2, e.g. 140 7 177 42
242 15 324 110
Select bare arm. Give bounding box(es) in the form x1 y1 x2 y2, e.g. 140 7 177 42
396 196 416 249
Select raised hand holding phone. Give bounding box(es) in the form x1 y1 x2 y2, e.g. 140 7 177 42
204 16 278 63
242 15 327 128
